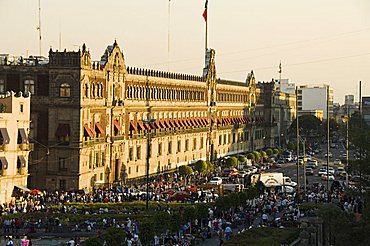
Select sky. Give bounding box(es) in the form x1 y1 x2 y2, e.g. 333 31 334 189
1 0 370 104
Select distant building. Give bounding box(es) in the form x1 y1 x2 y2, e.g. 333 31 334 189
257 81 296 148
362 97 370 126
0 91 31 203
274 78 296 95
297 85 333 119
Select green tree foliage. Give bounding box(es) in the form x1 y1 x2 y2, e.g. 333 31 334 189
289 115 323 137
247 153 255 160
194 160 207 173
102 227 126 246
178 165 193 176
273 149 279 155
260 150 267 160
225 156 238 168
206 161 215 172
253 151 261 163
238 155 246 163
265 148 273 156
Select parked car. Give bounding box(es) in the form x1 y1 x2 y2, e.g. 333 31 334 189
306 167 314 175
209 177 222 185
333 159 342 165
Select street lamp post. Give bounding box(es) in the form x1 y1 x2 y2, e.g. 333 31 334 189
144 117 156 210
342 108 349 187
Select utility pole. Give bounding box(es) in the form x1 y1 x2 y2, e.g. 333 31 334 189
295 86 300 201
326 85 330 197
302 137 306 193
37 0 42 57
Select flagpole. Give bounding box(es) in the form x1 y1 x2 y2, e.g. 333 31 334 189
279 60 282 87
205 0 208 54
167 0 171 72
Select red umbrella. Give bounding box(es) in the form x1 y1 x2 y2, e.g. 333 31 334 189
29 189 42 195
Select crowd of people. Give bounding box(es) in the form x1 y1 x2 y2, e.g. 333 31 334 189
0 168 364 246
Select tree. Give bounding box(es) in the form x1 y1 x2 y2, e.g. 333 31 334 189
225 156 238 168
265 148 273 156
238 155 246 163
247 152 255 161
178 165 193 176
194 160 207 173
273 148 279 155
253 151 261 163
206 161 215 172
288 115 322 137
260 150 267 161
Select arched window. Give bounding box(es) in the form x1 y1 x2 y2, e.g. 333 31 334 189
85 84 89 98
60 83 71 97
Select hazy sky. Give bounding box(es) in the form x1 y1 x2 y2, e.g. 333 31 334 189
1 0 370 104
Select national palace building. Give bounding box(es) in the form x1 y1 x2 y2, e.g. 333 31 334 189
0 41 296 191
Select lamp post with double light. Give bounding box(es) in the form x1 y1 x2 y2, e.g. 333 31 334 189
143 117 156 210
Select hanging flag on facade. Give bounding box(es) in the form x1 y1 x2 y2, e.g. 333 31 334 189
202 0 208 22
278 61 282 74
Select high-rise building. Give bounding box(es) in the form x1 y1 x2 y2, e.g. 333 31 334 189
297 85 334 119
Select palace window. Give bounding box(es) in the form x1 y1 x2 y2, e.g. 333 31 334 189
0 80 5 94
24 79 35 94
168 141 172 154
60 83 71 97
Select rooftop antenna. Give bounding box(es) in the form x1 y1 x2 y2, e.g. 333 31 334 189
37 0 42 56
59 32 62 51
167 0 171 72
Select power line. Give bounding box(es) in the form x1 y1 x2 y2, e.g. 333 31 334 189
218 51 370 75
141 27 370 67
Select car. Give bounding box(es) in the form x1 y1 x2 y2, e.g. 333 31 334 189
306 163 316 169
336 167 346 177
238 170 250 178
305 167 314 175
333 159 342 165
280 186 295 194
209 177 222 185
324 152 333 158
340 153 347 158
330 143 336 148
248 166 258 174
321 174 335 181
307 159 318 167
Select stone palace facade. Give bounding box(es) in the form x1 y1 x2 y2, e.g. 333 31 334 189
0 41 286 191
